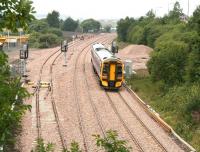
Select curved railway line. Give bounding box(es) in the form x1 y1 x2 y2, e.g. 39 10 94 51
72 36 113 151
82 40 145 151
118 91 167 151
19 33 185 152
34 35 113 151
82 36 184 151
35 39 83 150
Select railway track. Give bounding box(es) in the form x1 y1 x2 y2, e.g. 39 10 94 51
118 91 168 151
81 38 115 138
35 39 81 150
105 92 145 151
81 38 169 151
72 36 110 151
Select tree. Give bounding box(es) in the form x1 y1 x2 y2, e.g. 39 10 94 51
147 40 188 85
146 9 155 18
0 1 34 149
168 2 183 23
81 19 101 32
62 17 79 31
104 25 111 33
29 20 49 33
0 0 35 31
189 6 200 34
117 17 134 41
46 10 60 28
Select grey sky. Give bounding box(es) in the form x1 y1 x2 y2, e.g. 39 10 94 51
32 0 200 19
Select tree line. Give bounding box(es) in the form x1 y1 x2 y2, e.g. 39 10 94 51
117 2 200 150
117 2 200 85
29 10 110 48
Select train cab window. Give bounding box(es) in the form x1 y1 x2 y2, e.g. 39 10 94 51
103 64 109 75
117 64 122 78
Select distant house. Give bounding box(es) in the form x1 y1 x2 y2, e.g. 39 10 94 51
180 14 189 22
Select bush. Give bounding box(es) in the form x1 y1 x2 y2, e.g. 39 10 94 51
186 50 200 82
148 40 188 85
29 20 49 33
93 130 132 152
38 33 61 48
47 28 63 37
0 52 30 150
29 32 40 48
127 25 144 44
31 138 54 152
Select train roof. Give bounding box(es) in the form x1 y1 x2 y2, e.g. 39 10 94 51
92 43 121 62
92 43 105 51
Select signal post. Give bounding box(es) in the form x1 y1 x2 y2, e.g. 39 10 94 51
61 40 68 66
19 44 29 80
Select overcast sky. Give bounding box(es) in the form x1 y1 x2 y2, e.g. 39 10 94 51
32 0 200 20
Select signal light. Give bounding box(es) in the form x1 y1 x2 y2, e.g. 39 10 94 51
61 40 68 52
20 44 28 59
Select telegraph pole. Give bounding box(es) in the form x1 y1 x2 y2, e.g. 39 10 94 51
188 0 190 17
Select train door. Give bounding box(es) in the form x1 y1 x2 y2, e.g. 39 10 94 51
109 63 116 81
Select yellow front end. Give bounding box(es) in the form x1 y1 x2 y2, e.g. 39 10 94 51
100 61 124 89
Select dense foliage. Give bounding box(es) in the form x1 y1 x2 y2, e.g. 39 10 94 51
0 51 30 150
117 2 200 85
0 0 35 31
0 0 34 150
81 19 101 32
62 17 79 32
118 2 200 150
46 10 60 28
28 19 63 48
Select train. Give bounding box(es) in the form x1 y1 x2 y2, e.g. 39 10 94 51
91 43 124 89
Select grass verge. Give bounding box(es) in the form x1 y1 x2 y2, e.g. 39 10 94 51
126 70 200 152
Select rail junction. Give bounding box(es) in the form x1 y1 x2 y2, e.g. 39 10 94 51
19 34 186 152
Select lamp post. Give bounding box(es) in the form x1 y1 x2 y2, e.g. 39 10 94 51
187 0 190 16
154 7 163 17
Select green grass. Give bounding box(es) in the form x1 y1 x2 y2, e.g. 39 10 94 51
126 71 200 152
